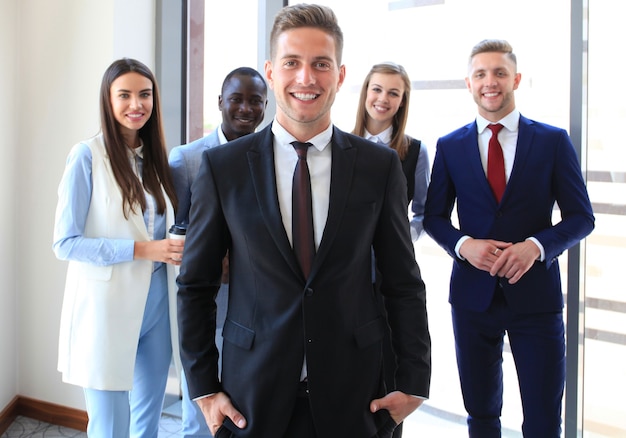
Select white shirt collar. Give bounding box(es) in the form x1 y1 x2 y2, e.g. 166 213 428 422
217 124 228 145
126 141 144 159
476 109 520 134
271 119 333 152
365 125 393 144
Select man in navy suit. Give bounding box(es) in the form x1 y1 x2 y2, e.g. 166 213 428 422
169 67 267 438
424 39 594 437
177 4 431 437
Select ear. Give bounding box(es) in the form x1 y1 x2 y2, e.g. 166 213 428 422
218 95 223 111
336 64 346 92
264 60 274 90
513 72 522 91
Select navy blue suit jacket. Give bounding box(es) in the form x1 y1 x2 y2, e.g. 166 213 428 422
424 115 594 313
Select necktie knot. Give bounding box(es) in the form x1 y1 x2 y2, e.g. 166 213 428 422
488 123 504 136
291 141 312 160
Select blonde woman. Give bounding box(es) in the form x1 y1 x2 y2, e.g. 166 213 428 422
353 62 430 438
353 62 429 241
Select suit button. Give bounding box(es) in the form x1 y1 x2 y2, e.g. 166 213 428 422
304 287 314 297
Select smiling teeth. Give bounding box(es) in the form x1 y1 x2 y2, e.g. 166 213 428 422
293 93 317 101
484 92 499 97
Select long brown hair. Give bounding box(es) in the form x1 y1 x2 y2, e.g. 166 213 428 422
99 58 177 218
352 62 413 160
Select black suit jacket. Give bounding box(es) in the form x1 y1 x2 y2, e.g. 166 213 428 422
177 124 431 437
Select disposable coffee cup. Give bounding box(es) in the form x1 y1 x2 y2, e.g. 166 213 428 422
169 224 187 241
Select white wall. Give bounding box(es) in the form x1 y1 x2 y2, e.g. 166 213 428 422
0 0 156 411
0 0 18 411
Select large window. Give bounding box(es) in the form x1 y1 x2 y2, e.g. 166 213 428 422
184 1 625 435
310 1 572 435
201 1 259 136
583 1 626 436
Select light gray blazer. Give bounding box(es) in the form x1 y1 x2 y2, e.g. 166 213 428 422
169 129 221 224
169 128 228 344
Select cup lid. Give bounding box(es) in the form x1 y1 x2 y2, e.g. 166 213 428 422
169 224 187 235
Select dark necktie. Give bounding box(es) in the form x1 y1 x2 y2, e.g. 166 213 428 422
291 141 315 278
487 123 506 202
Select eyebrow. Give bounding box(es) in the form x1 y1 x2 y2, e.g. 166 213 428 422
370 83 402 92
281 53 335 64
114 88 153 93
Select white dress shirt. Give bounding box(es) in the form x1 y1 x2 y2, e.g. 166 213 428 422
272 120 332 251
455 109 545 261
271 119 333 381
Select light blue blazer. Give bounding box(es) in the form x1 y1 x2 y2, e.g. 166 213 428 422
169 129 221 224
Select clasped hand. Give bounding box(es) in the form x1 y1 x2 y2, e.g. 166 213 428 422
459 238 540 284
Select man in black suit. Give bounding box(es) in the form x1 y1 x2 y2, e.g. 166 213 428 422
176 4 431 437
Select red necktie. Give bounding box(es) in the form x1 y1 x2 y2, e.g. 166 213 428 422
487 123 506 202
291 141 315 278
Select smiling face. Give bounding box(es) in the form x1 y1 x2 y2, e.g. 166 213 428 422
466 51 521 122
364 72 405 134
109 71 153 145
265 26 345 140
219 74 267 141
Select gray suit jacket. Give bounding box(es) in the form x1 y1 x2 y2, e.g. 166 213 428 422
169 128 228 342
169 129 221 224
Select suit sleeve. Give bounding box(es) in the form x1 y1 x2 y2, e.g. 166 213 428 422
532 130 594 265
176 149 228 398
169 146 192 224
410 144 430 241
423 138 465 258
374 152 431 398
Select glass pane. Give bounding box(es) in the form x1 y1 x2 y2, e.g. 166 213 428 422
203 0 259 135
304 0 571 435
584 1 626 435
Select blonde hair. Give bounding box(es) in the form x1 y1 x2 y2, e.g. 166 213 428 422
352 62 412 160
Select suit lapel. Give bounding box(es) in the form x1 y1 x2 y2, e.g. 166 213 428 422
463 122 497 203
308 128 357 280
247 126 303 278
504 115 534 203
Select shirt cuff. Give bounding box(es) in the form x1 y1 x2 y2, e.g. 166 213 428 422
455 235 471 259
526 237 545 262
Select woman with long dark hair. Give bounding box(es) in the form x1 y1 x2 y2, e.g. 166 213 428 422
53 58 181 437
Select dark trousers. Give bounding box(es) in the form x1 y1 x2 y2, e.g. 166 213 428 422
283 382 317 438
283 381 397 438
452 287 565 437
218 381 397 438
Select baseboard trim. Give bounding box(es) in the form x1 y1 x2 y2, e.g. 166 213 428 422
0 396 19 435
0 395 87 434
